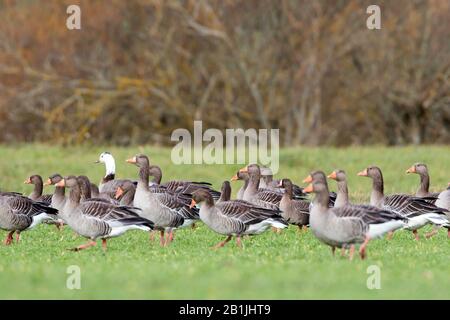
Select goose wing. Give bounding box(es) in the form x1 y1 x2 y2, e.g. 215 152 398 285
162 181 221 201
385 194 448 217
37 194 52 206
1 193 58 218
216 200 285 225
155 192 199 220
78 201 153 228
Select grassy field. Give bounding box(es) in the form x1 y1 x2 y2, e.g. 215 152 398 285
0 144 449 299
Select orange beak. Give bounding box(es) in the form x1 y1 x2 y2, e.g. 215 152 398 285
55 179 65 187
357 169 368 177
126 156 137 164
302 175 312 183
23 178 31 184
239 166 248 173
327 171 337 180
115 187 124 199
43 178 52 186
406 166 416 174
230 174 238 182
189 199 197 209
277 180 283 187
303 184 313 193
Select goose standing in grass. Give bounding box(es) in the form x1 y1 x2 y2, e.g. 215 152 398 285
357 166 449 240
278 179 310 230
44 174 66 211
95 152 134 199
190 188 287 248
406 163 440 201
56 176 154 251
239 164 282 210
24 175 52 205
0 192 58 245
303 171 406 260
126 154 200 246
230 170 249 200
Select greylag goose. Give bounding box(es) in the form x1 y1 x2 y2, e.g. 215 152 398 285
230 170 249 200
96 152 134 199
56 176 154 251
0 192 58 244
44 174 66 211
357 166 449 240
147 165 221 200
406 163 439 201
190 189 287 248
278 179 310 230
238 164 282 210
126 154 200 246
303 171 406 260
24 175 52 205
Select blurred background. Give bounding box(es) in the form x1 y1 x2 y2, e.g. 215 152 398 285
0 0 449 146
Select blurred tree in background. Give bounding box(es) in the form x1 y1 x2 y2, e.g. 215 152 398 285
0 0 449 146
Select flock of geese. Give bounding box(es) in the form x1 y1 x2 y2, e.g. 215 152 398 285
1 152 449 259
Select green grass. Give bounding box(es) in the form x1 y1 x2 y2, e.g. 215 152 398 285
0 144 449 299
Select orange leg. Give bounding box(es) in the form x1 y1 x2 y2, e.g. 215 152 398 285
213 235 232 249
69 240 97 251
348 245 355 261
448 229 450 239
341 247 346 257
159 230 165 246
4 231 14 246
359 237 370 260
15 231 21 243
236 235 243 248
102 239 107 251
412 230 420 241
387 231 394 240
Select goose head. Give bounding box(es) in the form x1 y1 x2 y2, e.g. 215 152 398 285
302 171 328 194
126 154 149 168
24 174 43 186
56 176 78 188
114 180 135 199
190 189 214 208
44 173 63 186
239 164 260 180
278 178 293 189
327 169 347 182
406 163 428 175
96 152 116 176
357 166 382 180
230 170 249 182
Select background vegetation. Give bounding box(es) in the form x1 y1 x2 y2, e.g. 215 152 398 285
0 0 449 146
0 145 449 299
